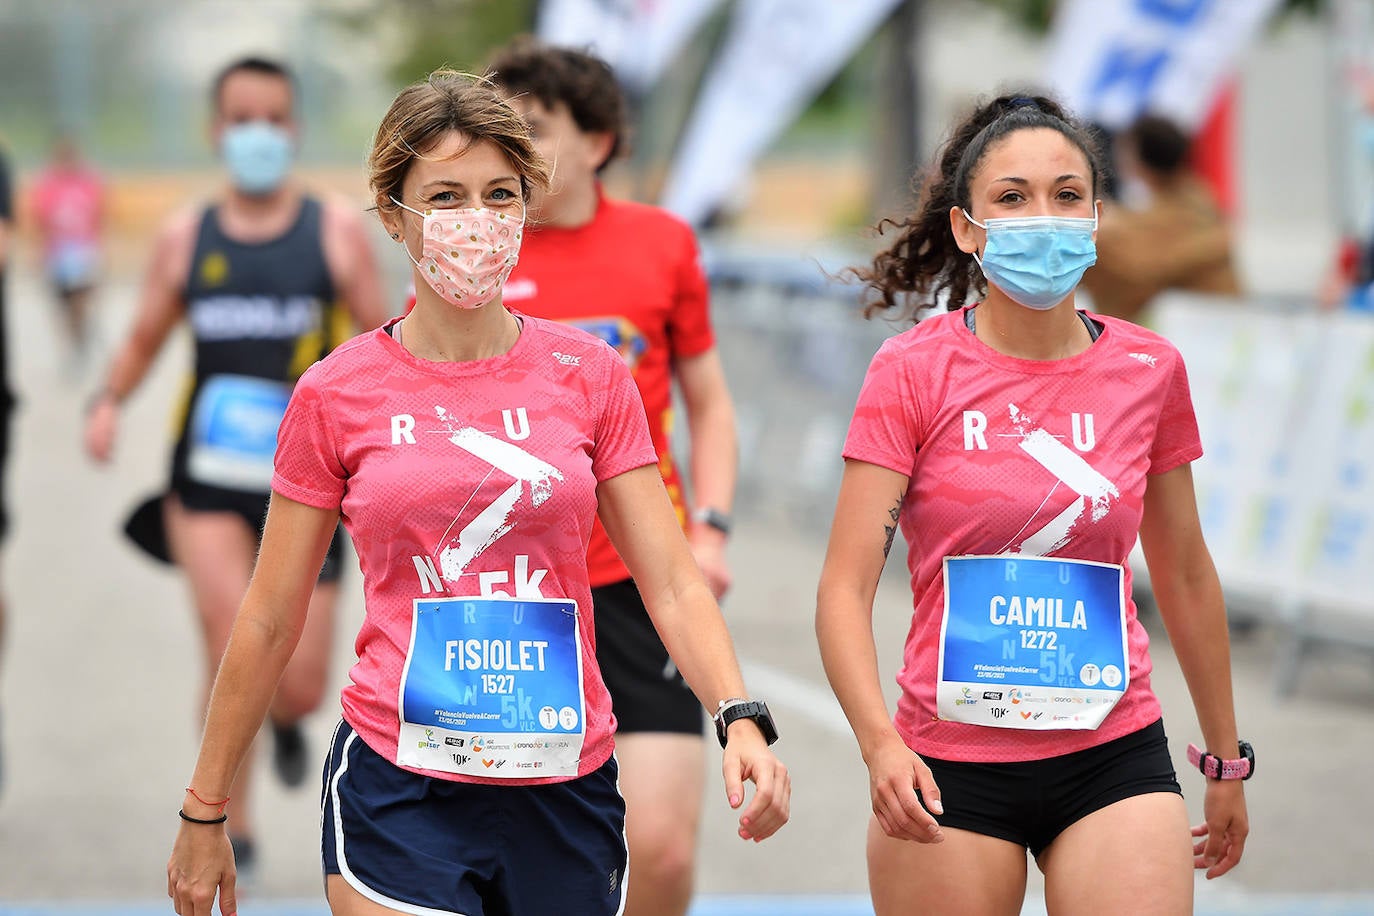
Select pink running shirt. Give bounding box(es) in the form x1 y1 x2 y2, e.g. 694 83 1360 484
842 307 1202 764
272 315 658 785
30 166 103 252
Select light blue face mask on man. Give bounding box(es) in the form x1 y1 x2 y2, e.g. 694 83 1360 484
962 208 1098 310
221 121 293 195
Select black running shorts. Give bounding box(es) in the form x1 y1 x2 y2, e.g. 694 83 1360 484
593 578 705 736
917 718 1181 857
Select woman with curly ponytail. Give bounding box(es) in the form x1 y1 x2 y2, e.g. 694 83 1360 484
818 92 1250 914
857 93 1103 320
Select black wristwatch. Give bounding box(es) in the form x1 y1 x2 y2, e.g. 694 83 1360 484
692 507 733 537
714 699 778 748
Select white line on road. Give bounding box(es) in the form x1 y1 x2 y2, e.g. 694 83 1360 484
741 659 853 735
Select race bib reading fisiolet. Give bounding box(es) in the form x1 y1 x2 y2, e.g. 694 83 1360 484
186 374 291 491
937 555 1128 730
396 596 584 778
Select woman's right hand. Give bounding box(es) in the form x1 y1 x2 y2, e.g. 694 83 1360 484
84 396 118 463
167 822 237 916
865 734 945 844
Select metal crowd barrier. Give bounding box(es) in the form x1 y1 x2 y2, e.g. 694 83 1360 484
704 257 893 531
1151 293 1374 696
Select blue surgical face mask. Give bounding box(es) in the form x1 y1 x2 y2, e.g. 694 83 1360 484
962 208 1098 310
221 121 293 195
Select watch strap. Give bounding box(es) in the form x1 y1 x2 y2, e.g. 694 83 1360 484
713 697 749 720
692 507 733 536
1187 741 1254 780
714 699 778 748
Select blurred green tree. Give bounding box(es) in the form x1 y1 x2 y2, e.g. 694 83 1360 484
334 0 538 85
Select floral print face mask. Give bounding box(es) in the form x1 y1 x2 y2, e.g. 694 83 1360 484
392 198 524 310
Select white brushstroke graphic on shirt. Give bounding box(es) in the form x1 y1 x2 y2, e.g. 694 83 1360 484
1006 404 1119 555
431 407 563 581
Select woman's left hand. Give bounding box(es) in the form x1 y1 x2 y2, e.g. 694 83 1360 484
722 725 790 842
1191 779 1248 879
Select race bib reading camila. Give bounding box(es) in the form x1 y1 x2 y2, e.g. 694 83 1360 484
396 596 585 778
937 555 1128 730
186 374 291 491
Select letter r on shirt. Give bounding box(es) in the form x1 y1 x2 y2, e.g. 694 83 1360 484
392 414 416 445
963 411 988 450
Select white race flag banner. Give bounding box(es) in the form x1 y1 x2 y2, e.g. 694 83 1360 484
659 0 901 227
537 0 725 93
1045 0 1282 131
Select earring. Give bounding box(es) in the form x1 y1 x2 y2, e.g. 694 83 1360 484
390 233 400 240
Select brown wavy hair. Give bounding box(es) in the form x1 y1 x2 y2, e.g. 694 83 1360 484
855 92 1106 322
486 36 628 173
368 69 551 220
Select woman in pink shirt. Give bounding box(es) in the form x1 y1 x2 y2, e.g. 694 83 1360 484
816 94 1250 915
30 133 105 369
166 70 788 916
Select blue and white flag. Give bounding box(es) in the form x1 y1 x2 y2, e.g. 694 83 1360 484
537 0 725 93
1045 0 1282 130
659 0 902 226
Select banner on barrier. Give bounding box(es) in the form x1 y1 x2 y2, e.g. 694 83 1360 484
1153 295 1374 616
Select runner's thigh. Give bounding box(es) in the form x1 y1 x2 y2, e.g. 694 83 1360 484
1039 792 1191 916
868 816 1028 916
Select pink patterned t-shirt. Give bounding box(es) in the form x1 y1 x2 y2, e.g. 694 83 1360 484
842 307 1202 764
272 315 658 785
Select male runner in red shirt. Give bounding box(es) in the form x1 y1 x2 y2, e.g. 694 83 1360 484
489 38 739 916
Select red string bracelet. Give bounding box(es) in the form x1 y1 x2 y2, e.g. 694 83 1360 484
185 787 230 812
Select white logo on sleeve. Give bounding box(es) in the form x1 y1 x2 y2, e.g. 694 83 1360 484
552 352 581 366
1127 352 1158 367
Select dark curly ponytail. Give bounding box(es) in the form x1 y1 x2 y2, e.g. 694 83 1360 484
854 92 1106 322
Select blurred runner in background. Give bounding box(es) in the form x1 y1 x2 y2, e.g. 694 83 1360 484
0 139 15 800
29 132 107 376
1082 114 1241 324
82 56 388 881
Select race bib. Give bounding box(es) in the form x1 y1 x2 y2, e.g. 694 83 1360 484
937 555 1128 730
396 596 585 778
185 375 291 491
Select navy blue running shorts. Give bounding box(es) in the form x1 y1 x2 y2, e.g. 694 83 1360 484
593 578 704 735
918 718 1181 857
321 719 629 915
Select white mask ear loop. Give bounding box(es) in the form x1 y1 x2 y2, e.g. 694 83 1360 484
389 197 426 268
961 208 986 267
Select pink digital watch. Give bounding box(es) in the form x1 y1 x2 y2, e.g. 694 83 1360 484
1187 740 1255 780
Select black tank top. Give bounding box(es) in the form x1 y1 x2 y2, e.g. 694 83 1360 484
171 195 340 499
